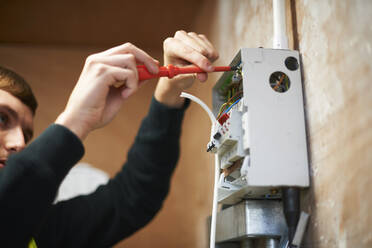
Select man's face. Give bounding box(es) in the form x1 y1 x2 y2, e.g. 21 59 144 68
0 89 34 168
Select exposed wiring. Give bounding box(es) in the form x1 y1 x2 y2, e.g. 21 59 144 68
217 102 229 119
216 91 243 120
271 72 290 92
217 69 243 119
223 98 241 114
180 92 219 248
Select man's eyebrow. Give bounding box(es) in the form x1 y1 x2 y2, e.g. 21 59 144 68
0 104 18 120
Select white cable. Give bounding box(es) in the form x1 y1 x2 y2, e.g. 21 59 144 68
180 92 217 124
210 153 219 248
273 0 289 49
180 92 219 248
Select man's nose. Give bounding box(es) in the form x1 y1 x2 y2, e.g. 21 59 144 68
5 126 26 153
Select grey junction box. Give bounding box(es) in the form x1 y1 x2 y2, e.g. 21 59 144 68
210 48 309 204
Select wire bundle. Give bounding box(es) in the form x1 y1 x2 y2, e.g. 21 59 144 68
216 90 243 120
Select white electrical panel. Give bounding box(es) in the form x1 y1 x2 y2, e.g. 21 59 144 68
208 48 309 204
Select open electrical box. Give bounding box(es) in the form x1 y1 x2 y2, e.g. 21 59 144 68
207 48 309 205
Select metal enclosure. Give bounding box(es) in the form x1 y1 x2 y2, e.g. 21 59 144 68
215 200 286 243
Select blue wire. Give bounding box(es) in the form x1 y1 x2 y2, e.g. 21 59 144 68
224 98 241 114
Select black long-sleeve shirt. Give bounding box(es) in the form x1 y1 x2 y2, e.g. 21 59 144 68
0 97 189 247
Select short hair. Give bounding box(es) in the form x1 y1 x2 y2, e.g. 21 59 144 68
0 66 37 115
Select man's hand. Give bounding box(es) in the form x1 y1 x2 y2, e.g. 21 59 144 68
154 31 219 108
56 43 159 140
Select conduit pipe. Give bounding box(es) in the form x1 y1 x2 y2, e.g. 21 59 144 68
273 0 289 49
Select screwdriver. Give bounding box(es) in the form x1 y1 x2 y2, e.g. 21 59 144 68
114 64 238 88
137 64 238 81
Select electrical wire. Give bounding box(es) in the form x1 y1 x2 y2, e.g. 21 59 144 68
216 102 229 119
223 98 241 114
180 92 220 248
210 153 219 248
216 90 243 120
180 92 217 124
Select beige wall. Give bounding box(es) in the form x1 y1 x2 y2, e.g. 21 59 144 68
194 0 372 247
1 0 371 247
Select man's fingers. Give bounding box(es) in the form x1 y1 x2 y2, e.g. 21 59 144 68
189 32 219 62
100 43 159 74
196 72 208 82
91 54 138 79
173 31 219 62
174 31 212 59
85 54 139 90
186 32 211 53
164 37 214 72
174 31 218 63
106 66 138 98
197 34 219 60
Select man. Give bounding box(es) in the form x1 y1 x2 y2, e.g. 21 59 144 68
0 31 218 247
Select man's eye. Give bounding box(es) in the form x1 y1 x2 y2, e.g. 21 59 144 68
0 113 9 127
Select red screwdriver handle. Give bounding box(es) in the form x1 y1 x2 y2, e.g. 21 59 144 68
137 64 232 81
137 64 182 80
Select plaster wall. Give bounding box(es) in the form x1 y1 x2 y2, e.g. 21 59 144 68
194 0 372 247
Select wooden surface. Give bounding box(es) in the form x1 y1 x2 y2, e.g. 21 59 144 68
0 0 203 50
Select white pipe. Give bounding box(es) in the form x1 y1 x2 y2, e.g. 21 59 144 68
180 92 219 248
273 0 289 49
